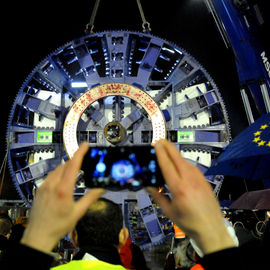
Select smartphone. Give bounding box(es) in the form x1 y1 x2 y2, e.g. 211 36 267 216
80 145 164 191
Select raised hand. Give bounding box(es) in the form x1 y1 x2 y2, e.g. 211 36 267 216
21 142 105 253
149 139 235 255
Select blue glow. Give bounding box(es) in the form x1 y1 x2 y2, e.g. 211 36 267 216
129 153 136 160
91 148 99 158
148 160 156 172
131 180 140 186
96 162 106 173
111 160 135 183
151 178 157 184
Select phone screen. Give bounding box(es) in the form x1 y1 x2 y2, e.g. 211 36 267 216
81 146 164 191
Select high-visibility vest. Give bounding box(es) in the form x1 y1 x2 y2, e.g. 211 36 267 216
51 260 126 270
173 224 186 239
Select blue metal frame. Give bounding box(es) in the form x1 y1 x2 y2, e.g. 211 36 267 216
208 0 270 115
208 0 270 187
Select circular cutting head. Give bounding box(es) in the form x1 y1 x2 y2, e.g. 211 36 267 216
6 30 230 248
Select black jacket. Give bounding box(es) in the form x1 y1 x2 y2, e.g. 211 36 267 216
1 221 269 270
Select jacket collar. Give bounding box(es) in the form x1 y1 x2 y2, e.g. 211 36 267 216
73 244 122 265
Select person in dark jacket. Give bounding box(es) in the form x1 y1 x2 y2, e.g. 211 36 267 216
0 215 12 240
68 197 128 269
9 223 25 242
0 215 13 256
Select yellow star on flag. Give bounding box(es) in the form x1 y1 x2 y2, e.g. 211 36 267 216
257 140 266 146
260 124 268 130
267 141 270 147
253 137 260 142
254 131 262 136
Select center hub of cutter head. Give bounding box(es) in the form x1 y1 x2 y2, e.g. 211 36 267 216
104 121 126 144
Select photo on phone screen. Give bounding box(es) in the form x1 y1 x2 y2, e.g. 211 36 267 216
81 146 164 191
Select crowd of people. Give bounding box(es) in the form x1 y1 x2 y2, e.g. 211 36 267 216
0 139 269 269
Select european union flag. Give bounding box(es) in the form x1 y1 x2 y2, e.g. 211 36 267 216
206 113 270 181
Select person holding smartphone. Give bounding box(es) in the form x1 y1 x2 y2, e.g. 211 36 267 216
0 140 268 269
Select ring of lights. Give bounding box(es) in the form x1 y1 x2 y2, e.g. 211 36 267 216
63 83 166 158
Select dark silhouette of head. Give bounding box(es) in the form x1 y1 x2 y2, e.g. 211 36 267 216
75 198 124 247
